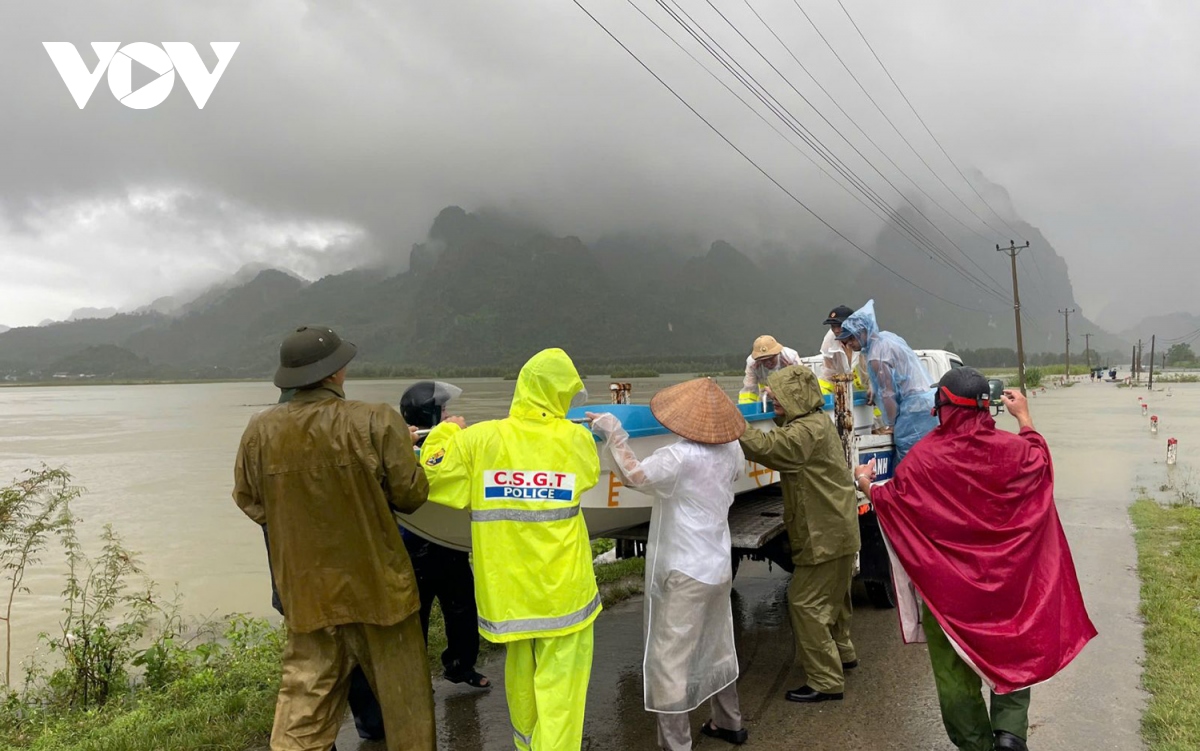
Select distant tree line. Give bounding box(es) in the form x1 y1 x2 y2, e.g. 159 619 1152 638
945 344 1133 369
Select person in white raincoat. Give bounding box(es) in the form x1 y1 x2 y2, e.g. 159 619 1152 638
588 377 749 751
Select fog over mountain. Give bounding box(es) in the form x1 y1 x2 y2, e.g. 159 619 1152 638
3 1 1200 343
0 205 1128 380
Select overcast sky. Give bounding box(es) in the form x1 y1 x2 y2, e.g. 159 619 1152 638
0 0 1196 329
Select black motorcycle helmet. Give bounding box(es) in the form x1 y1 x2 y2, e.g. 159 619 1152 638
399 381 463 429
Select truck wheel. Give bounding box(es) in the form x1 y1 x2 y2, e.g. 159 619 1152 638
866 579 896 609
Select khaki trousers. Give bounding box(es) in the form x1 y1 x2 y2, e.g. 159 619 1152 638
270 614 435 751
655 681 742 751
787 553 857 693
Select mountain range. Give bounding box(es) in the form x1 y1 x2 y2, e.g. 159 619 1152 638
0 205 1140 381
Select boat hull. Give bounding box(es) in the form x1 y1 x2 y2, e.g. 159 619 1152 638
398 404 783 551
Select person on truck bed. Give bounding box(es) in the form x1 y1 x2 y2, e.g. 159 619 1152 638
738 365 861 706
837 299 938 464
738 334 801 404
588 378 749 751
855 368 1095 751
817 305 870 400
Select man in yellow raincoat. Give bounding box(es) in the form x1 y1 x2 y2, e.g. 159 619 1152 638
420 348 601 750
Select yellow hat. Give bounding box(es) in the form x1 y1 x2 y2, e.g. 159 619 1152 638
751 334 784 360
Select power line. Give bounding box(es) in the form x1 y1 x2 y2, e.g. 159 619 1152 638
695 0 1010 300
740 0 1012 295
671 0 1011 302
630 0 1023 315
784 0 1013 244
621 0 921 245
834 0 1027 241
650 0 1001 296
571 0 1000 314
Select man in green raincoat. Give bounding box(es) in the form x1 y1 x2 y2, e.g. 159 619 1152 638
739 365 861 704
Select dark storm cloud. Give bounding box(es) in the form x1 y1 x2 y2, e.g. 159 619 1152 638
0 0 1197 327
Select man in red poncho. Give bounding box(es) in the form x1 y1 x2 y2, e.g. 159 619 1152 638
854 367 1096 751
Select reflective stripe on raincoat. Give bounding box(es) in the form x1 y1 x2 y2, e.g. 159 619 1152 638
420 348 602 643
738 346 802 404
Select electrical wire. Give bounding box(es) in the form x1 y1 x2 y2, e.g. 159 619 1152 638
741 0 1012 295
657 0 1010 303
694 0 1011 301
787 0 1013 244
571 0 1001 314
834 0 1027 242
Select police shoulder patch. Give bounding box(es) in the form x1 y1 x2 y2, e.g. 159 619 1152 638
425 449 445 467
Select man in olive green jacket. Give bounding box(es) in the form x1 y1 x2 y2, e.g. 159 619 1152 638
234 326 434 751
740 365 861 704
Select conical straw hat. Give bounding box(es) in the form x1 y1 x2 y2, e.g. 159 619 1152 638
650 378 747 445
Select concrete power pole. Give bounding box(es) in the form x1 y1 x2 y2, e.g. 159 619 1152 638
1059 308 1076 383
1137 340 1144 381
1148 335 1157 390
1084 333 1092 372
997 241 1031 394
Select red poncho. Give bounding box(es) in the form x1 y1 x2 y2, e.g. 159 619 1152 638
871 408 1096 694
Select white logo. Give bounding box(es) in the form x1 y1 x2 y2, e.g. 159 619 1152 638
42 42 239 109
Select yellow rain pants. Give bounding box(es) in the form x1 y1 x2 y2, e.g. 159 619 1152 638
505 624 595 750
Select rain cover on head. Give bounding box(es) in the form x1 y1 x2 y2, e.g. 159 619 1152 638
843 300 937 462
510 349 586 421
591 416 742 713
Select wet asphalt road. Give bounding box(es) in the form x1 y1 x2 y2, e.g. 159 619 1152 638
336 382 1154 750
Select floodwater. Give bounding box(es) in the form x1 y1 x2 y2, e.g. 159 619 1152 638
0 374 741 667
1 375 1191 748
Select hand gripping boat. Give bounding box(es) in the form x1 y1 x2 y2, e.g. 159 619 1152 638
397 392 874 552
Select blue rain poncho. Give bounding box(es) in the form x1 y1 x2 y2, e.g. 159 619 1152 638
840 300 938 464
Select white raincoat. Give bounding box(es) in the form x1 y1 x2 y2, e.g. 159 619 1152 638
591 413 742 713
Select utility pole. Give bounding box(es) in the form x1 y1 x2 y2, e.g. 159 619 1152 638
1131 346 1137 379
1148 335 1156 390
997 240 1031 394
1059 307 1076 382
1084 333 1092 372
1137 339 1144 381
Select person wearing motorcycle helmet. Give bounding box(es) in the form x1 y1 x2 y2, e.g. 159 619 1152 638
399 381 490 690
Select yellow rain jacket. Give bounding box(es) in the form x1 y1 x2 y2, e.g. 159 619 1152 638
421 348 602 643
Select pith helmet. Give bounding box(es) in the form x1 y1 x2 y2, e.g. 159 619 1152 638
751 335 784 360
273 325 358 389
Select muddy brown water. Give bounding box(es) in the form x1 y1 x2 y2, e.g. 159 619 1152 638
0 376 1190 748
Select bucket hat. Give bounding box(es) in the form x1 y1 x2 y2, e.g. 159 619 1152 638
650 378 747 445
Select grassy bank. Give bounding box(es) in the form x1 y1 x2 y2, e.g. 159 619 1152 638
1131 498 1200 750
0 556 645 751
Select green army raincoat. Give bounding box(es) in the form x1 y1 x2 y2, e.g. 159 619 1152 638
420 348 602 644
739 365 860 566
233 384 429 633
